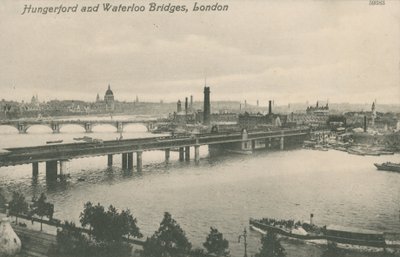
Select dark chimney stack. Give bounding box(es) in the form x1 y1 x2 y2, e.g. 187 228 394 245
185 97 188 114
268 100 272 115
203 87 211 125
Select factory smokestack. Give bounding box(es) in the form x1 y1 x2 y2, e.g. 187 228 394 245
203 87 211 125
190 95 193 109
185 97 188 114
268 100 272 115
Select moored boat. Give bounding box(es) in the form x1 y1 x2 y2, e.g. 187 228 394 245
250 217 398 251
46 140 63 144
374 162 400 172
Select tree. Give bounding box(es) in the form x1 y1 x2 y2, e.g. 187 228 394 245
0 189 6 209
31 193 54 231
56 221 89 256
79 201 96 238
203 227 230 256
143 212 192 257
8 191 28 223
79 202 142 242
255 232 285 257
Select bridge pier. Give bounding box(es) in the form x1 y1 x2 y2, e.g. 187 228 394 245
59 161 66 176
45 161 58 181
127 152 133 170
280 137 284 150
194 145 200 163
85 123 93 133
18 124 27 134
185 146 190 161
51 123 60 133
179 147 184 161
136 151 143 172
117 122 123 133
107 154 113 166
122 153 128 169
32 162 39 178
147 122 155 132
165 149 170 162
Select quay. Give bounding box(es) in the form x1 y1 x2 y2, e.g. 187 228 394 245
0 128 310 180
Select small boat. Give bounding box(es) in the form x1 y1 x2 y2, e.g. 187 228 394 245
46 140 63 144
378 151 394 155
347 149 364 156
73 137 86 141
374 162 400 172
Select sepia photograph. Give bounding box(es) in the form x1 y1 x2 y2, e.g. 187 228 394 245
0 0 399 256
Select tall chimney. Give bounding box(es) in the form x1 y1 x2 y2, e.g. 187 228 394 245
268 100 272 115
185 97 188 114
177 100 182 113
190 95 193 109
203 87 211 125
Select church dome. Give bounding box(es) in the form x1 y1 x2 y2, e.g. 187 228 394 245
105 85 113 96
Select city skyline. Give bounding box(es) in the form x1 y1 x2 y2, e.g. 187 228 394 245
0 1 399 104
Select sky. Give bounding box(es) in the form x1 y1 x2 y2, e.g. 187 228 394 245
0 0 399 105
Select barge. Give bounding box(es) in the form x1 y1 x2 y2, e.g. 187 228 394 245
374 162 400 172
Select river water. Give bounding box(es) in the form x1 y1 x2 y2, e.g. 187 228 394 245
0 116 399 257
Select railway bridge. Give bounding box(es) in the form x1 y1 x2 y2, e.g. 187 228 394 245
0 128 310 180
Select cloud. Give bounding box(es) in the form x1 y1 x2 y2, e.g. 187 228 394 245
0 0 398 104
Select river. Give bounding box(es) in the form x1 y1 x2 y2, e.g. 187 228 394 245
0 116 399 257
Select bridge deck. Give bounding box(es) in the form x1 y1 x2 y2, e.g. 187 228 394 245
0 128 309 167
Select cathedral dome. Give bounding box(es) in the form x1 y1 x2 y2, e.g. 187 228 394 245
105 85 113 96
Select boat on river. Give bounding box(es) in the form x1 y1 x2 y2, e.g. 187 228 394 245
46 140 63 144
374 162 400 172
249 218 398 252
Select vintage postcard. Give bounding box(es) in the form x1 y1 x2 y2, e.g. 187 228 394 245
0 0 399 257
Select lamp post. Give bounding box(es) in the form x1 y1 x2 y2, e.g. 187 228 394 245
238 227 248 257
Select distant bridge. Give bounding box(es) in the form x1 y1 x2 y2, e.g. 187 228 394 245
0 128 310 180
0 119 158 133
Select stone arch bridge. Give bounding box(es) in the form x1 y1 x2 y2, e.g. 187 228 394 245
0 119 157 133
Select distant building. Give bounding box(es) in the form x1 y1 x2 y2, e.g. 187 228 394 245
104 85 115 112
306 101 329 115
238 112 282 128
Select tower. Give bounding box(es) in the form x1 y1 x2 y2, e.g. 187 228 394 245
371 101 376 126
177 100 182 113
203 86 211 125
104 85 115 111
